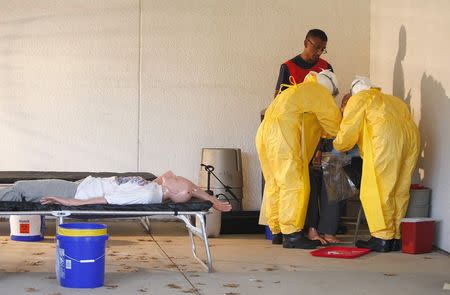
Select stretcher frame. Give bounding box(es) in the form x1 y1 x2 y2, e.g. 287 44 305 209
0 208 214 272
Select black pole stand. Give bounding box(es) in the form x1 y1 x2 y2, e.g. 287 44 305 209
201 164 242 211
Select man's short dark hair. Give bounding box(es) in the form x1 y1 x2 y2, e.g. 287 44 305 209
306 29 328 42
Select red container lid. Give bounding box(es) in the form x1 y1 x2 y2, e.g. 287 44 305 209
401 218 435 223
311 246 371 259
410 184 427 190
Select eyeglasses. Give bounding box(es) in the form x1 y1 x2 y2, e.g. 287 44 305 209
306 39 327 54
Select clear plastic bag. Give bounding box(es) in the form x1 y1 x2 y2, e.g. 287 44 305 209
321 152 359 202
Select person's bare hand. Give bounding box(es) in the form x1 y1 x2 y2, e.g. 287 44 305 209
312 150 322 170
341 93 352 112
40 196 76 206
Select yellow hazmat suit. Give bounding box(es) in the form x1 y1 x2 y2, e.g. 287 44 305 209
256 76 341 235
333 89 420 239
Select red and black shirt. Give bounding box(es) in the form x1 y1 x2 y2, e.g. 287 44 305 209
274 55 333 97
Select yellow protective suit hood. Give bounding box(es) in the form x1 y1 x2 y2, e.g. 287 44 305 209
333 89 420 239
256 76 341 234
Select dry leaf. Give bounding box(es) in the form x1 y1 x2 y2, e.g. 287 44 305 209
167 283 182 289
384 273 398 277
25 288 38 293
104 284 119 289
182 288 199 293
223 283 240 288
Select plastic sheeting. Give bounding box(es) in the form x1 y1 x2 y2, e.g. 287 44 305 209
321 152 358 203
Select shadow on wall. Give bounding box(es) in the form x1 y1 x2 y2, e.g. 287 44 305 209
393 25 411 109
418 74 449 187
418 73 450 246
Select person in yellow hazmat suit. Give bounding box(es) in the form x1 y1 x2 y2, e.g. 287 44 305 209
333 76 420 252
256 69 342 249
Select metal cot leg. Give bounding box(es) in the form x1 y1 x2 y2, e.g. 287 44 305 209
178 214 213 272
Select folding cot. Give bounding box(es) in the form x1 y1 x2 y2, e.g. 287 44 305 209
0 171 215 272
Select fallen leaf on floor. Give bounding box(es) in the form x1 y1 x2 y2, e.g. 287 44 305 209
273 281 280 284
26 260 43 266
167 283 182 289
384 273 398 277
32 252 44 256
264 267 277 271
46 275 56 280
164 240 173 243
17 269 30 273
250 269 258 272
25 288 38 292
137 239 154 242
223 283 240 288
166 264 178 269
104 284 119 289
138 256 149 261
190 274 200 277
224 293 240 295
116 256 131 261
257 286 263 288
138 288 148 292
182 288 199 293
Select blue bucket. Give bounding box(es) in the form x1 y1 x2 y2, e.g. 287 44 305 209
56 223 108 288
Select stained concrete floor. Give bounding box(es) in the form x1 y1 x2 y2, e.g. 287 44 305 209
0 218 448 295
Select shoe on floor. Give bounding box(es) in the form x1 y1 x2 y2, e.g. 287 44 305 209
356 237 392 252
282 231 321 249
272 233 283 245
391 239 401 251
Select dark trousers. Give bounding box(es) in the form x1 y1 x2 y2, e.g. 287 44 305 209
305 167 339 235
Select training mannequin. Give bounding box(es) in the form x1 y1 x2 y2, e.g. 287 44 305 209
0 171 232 212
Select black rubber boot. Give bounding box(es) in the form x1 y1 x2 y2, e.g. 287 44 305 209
391 239 401 251
356 237 393 252
282 231 321 249
272 233 283 245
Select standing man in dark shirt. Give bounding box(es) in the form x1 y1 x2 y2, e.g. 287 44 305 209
270 29 340 245
275 29 333 96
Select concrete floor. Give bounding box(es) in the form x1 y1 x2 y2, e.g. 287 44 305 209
0 218 448 295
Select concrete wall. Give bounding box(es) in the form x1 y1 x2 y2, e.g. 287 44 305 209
0 0 370 210
370 0 450 251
